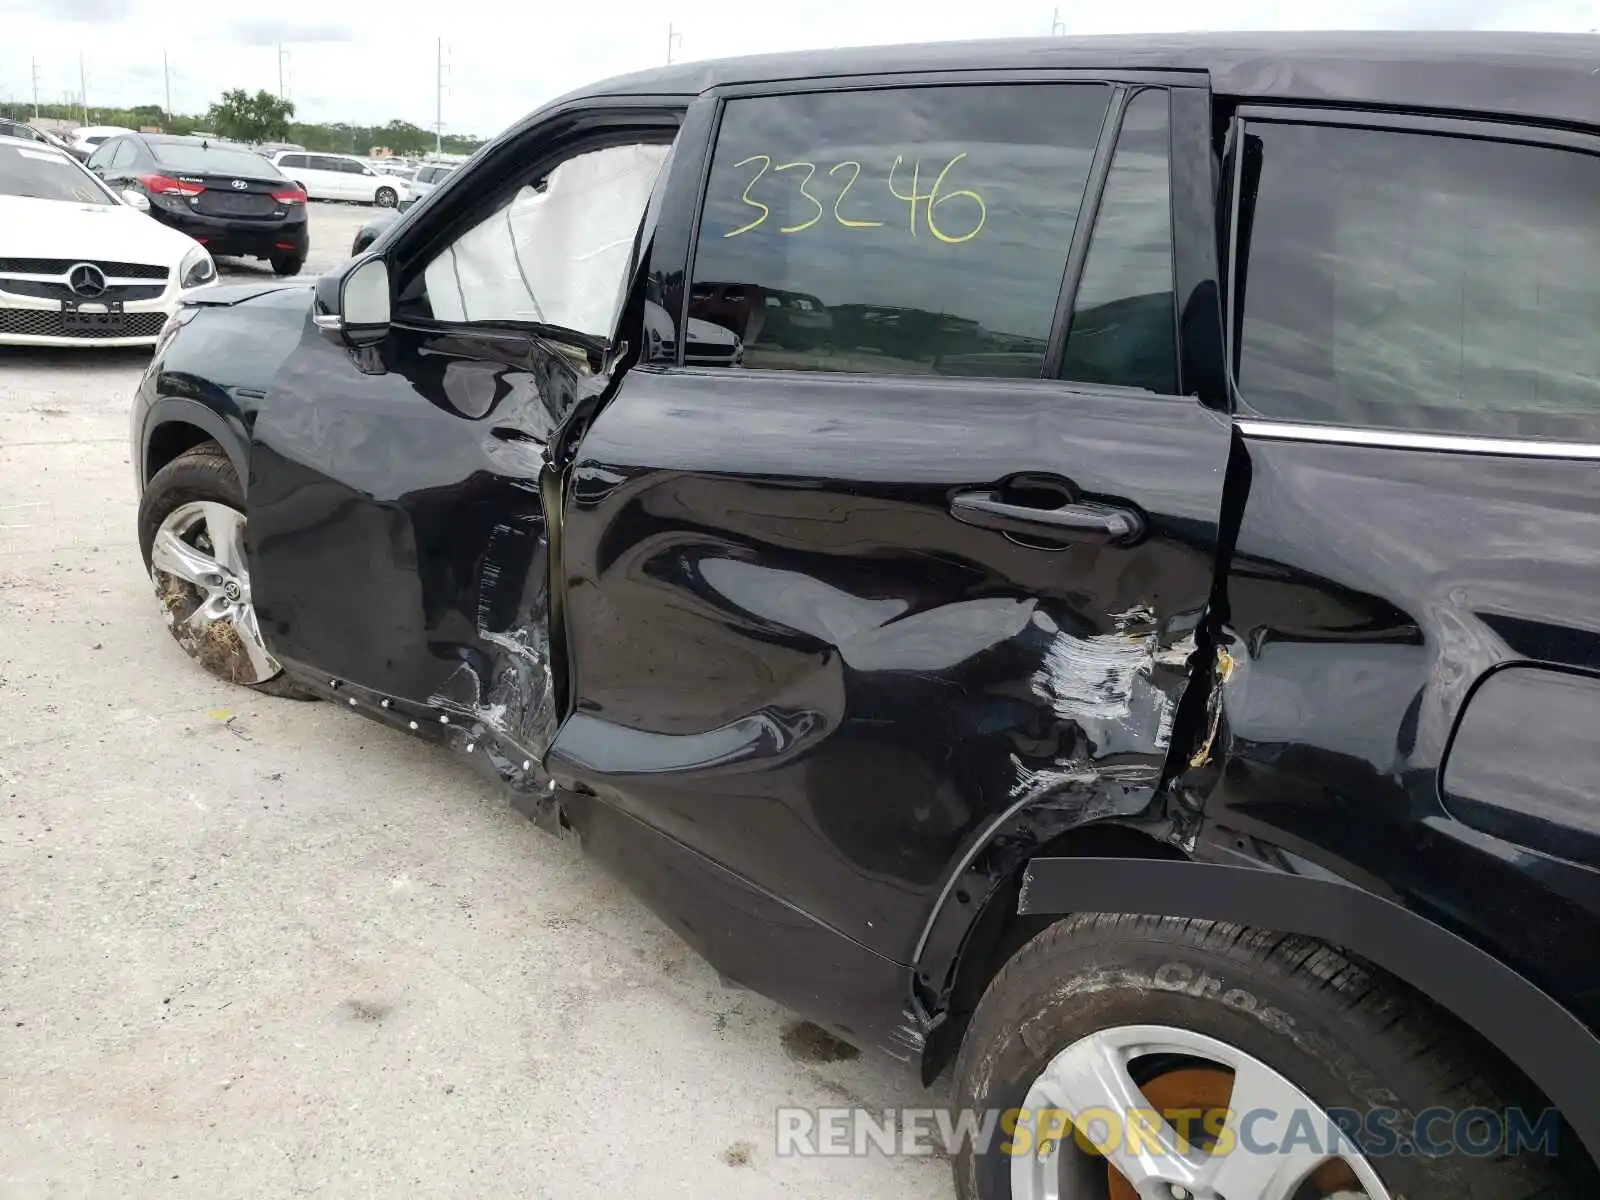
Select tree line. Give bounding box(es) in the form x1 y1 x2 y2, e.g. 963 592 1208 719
0 89 484 156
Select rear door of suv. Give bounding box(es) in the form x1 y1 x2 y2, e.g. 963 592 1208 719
1212 105 1600 1039
550 73 1233 964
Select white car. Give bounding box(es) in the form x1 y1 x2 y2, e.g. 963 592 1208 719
67 124 135 160
0 135 216 348
269 151 408 206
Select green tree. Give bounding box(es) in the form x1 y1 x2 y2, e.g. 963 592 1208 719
205 89 297 144
376 119 431 156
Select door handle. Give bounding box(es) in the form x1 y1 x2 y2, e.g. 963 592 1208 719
949 489 1145 544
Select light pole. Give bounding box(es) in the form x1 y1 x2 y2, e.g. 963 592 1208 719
667 22 683 65
435 38 450 155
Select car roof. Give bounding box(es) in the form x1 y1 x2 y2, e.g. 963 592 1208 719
0 133 68 154
558 30 1600 128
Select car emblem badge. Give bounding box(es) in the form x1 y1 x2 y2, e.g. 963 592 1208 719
231 179 249 190
66 263 107 298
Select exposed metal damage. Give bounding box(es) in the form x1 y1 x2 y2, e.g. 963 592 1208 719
1012 604 1196 800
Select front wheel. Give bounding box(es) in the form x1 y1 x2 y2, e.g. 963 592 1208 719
374 186 397 208
953 914 1571 1200
137 443 314 699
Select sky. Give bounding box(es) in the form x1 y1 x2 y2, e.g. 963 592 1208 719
1 0 1596 138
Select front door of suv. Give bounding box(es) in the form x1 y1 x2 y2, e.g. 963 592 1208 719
551 77 1232 968
244 102 683 773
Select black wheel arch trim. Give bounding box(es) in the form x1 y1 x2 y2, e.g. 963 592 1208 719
1017 855 1600 1164
142 397 249 490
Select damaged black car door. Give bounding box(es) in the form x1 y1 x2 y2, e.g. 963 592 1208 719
244 102 682 773
548 79 1233 972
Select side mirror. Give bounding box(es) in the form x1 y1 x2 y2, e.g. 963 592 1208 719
121 189 150 212
313 254 390 347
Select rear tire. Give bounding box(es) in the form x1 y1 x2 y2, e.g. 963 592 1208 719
953 914 1578 1199
270 254 304 277
374 186 397 208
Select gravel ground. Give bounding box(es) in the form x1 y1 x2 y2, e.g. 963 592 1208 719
0 203 950 1199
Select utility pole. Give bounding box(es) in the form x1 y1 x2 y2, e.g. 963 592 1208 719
277 44 291 100
1050 7 1066 34
30 56 41 119
667 22 683 65
79 53 88 122
163 48 172 123
435 38 450 155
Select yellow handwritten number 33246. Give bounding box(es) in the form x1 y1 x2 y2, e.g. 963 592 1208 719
724 153 987 244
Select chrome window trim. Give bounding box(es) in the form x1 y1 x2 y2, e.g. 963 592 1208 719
1236 418 1600 460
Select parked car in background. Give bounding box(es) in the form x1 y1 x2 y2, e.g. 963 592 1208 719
350 208 398 255
65 124 134 162
0 119 62 149
349 162 458 253
88 134 308 276
408 162 455 200
269 151 406 206
0 134 214 346
371 159 415 178
128 32 1600 1200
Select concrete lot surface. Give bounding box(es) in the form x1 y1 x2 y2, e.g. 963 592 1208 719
0 203 950 1199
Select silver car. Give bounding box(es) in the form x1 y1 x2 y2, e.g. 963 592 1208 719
409 163 456 201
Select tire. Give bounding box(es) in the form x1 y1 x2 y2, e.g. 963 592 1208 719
953 914 1578 1200
374 186 397 208
270 253 304 277
137 442 316 700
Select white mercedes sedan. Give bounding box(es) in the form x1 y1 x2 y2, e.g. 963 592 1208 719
0 134 217 348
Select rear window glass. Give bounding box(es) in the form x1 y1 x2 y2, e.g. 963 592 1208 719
154 144 281 177
1237 122 1600 441
0 143 113 205
686 83 1110 378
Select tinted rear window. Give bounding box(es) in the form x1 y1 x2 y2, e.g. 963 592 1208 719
154 144 282 177
1237 122 1600 441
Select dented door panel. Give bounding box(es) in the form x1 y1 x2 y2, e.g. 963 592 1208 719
247 323 598 765
1195 437 1600 1031
550 368 1230 962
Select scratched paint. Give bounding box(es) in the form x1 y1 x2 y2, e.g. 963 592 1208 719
1024 606 1186 775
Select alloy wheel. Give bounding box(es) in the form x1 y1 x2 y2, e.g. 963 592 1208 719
149 500 281 685
1012 1024 1390 1200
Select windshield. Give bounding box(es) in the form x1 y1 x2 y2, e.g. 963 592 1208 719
0 143 114 204
153 144 283 177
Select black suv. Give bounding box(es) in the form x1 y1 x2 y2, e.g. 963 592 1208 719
129 32 1600 1199
89 134 308 275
